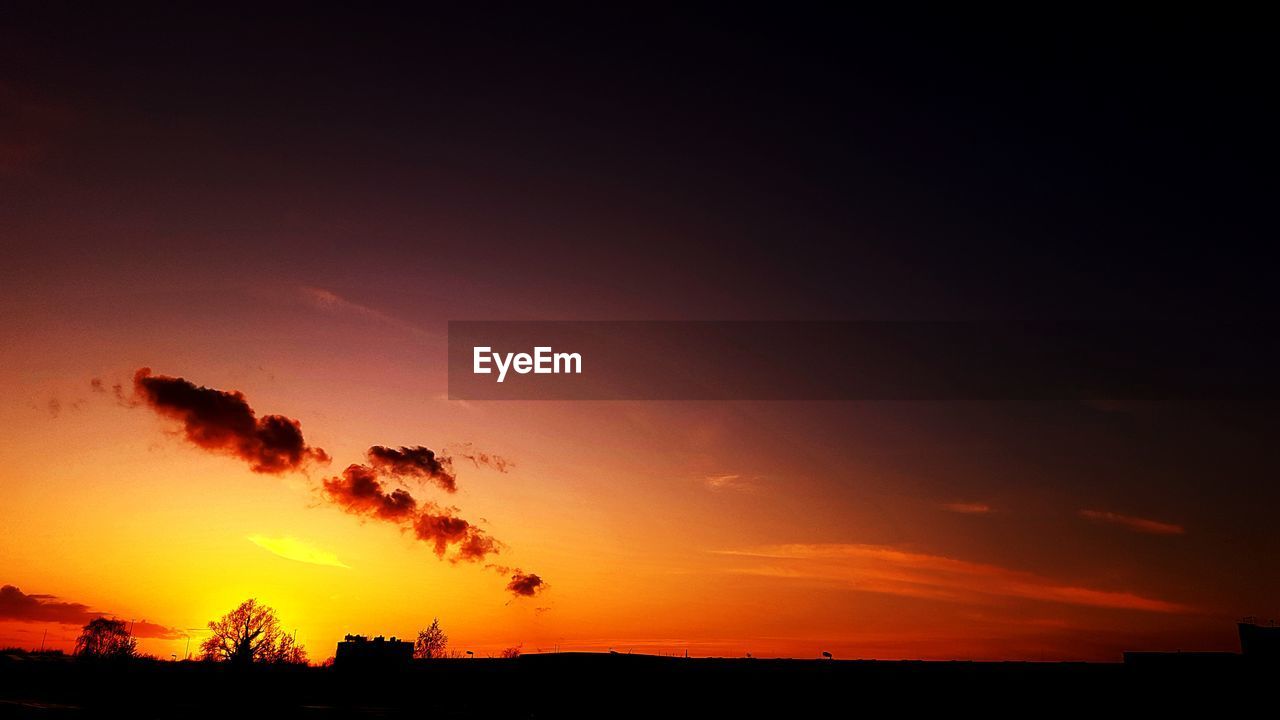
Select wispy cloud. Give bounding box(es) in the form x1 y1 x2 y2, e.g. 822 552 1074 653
702 474 753 492
942 502 993 515
446 442 513 473
248 535 350 568
716 543 1188 614
298 286 430 337
1079 510 1185 536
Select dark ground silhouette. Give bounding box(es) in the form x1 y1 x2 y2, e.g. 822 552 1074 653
0 651 1271 718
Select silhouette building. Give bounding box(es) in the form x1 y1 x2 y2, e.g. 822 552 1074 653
334 634 413 670
1124 619 1280 667
1238 618 1280 660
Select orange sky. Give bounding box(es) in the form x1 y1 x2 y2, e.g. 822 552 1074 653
0 282 1255 662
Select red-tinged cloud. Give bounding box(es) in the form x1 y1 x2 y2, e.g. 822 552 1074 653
323 465 418 520
413 506 501 562
132 368 329 473
487 565 547 598
1080 509 1185 536
367 445 456 492
0 584 180 639
506 571 546 597
718 544 1190 614
456 529 502 562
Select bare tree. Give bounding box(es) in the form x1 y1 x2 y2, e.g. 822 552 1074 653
500 644 522 659
275 630 308 665
75 618 136 659
414 618 448 659
200 599 306 665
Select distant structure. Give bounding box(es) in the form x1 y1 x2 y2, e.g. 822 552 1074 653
1124 619 1280 666
334 634 413 670
1238 618 1280 659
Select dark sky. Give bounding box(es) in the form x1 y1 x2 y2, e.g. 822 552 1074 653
4 6 1274 321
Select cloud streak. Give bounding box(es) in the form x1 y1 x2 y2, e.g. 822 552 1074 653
0 585 180 639
133 368 329 473
1079 510 1185 536
298 286 429 337
942 502 993 515
248 535 350 569
702 474 754 492
717 544 1188 614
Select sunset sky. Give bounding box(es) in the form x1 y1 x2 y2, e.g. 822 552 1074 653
2 7 1275 662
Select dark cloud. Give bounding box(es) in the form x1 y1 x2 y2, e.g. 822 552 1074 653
132 368 329 473
323 464 417 520
123 368 538 591
367 445 457 492
506 571 546 597
131 620 179 639
0 585 179 639
413 506 501 562
0 584 91 624
323 466 501 563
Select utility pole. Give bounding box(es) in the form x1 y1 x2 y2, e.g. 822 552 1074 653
39 629 47 653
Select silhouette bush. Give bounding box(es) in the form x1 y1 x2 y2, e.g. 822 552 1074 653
75 618 137 660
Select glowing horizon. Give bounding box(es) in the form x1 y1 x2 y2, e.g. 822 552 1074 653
0 325 1242 663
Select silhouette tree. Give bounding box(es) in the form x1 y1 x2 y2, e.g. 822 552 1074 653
74 618 136 659
500 644 522 659
200 599 307 665
414 618 448 659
